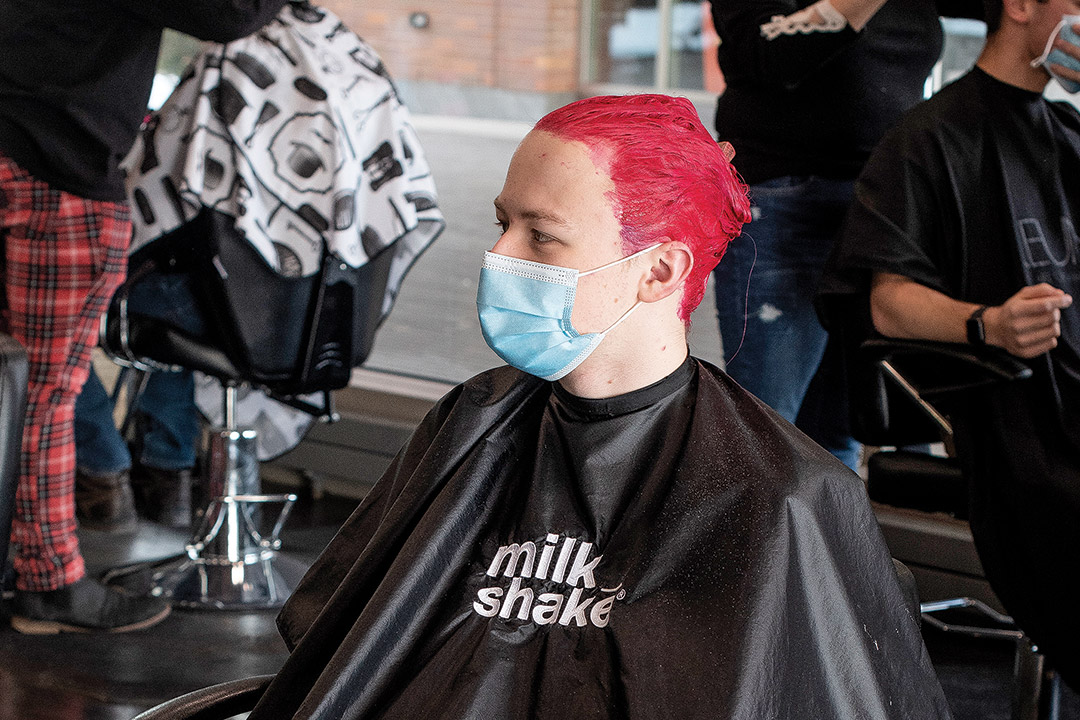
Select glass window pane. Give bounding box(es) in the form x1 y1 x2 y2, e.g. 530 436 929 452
939 18 986 87
666 1 708 90
152 30 202 110
590 0 661 86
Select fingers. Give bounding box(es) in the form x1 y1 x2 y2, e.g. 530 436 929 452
1009 322 1061 358
1015 283 1072 302
994 306 1060 357
1050 25 1080 85
1049 61 1080 87
989 286 1073 358
1055 23 1080 57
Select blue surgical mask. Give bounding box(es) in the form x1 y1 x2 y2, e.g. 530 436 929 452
477 244 661 381
1032 15 1080 94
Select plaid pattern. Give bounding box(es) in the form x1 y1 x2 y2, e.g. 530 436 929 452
0 153 130 591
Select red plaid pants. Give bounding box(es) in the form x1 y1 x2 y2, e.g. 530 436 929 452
0 153 129 591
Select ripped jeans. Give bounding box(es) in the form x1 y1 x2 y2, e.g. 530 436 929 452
712 175 860 469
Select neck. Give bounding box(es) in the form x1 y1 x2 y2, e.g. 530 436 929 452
976 32 1051 93
557 309 689 399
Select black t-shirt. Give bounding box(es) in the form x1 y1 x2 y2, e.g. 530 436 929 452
711 0 983 185
0 0 288 201
821 67 1080 684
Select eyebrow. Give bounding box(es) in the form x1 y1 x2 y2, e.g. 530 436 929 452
493 198 572 228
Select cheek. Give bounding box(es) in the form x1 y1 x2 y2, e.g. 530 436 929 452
570 273 626 334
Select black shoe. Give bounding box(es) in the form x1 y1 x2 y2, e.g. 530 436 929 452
131 465 193 529
74 469 138 534
10 578 171 634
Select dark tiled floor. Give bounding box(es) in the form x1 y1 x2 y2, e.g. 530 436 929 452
1 486 1077 720
0 485 357 720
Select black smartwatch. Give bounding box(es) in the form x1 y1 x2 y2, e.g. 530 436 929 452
966 305 989 347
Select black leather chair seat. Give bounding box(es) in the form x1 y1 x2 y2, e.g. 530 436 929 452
867 450 967 519
115 316 242 384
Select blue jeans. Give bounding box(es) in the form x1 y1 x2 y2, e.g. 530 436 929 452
713 175 860 470
74 272 204 474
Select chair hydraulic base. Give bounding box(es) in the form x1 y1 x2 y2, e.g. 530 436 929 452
141 544 309 610
106 385 305 610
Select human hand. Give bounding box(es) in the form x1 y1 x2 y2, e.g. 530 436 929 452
983 284 1073 358
1048 17 1080 92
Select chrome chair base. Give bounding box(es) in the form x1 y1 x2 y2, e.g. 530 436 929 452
107 385 304 610
143 549 309 610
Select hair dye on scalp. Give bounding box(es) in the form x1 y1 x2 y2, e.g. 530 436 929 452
534 94 752 322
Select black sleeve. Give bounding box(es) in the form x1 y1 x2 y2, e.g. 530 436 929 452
935 0 985 20
823 120 957 303
710 0 860 88
108 0 290 42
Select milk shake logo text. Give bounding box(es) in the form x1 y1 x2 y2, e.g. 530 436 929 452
473 533 625 628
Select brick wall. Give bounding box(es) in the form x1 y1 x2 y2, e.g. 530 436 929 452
319 0 582 93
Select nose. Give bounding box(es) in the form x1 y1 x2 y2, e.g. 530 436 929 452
489 226 521 257
489 233 509 255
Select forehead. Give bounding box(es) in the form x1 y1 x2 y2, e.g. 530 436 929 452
496 130 617 225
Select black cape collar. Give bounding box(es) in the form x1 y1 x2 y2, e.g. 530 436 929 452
550 354 695 420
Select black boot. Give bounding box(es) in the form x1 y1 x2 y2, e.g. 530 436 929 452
11 577 170 634
131 465 193 529
74 469 138 534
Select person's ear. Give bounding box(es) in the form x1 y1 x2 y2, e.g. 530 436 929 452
638 240 694 303
1002 0 1036 25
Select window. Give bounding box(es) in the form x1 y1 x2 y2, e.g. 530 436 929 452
151 30 202 110
586 0 712 92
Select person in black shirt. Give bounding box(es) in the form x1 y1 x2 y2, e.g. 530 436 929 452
0 0 288 634
822 0 1080 687
709 0 982 470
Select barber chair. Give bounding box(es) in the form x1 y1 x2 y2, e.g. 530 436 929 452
132 675 273 720
101 207 393 609
829 301 1061 720
0 333 28 588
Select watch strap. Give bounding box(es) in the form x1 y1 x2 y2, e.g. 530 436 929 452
966 305 989 347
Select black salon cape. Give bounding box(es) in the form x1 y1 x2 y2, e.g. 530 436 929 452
250 358 950 720
821 68 1080 686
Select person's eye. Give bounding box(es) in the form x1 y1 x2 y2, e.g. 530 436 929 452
532 229 557 244
494 219 508 234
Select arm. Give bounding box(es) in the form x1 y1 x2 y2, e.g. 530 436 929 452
871 272 1074 358
710 0 886 87
109 0 290 43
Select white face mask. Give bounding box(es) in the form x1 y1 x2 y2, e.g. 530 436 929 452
1031 15 1080 94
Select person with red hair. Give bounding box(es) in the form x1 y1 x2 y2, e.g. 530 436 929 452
246 94 953 720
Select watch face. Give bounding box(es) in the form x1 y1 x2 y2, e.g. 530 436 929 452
967 307 986 346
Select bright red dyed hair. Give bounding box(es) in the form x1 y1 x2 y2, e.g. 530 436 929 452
534 94 751 323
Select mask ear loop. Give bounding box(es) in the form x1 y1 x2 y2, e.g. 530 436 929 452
724 233 758 365
576 242 663 336
1032 16 1070 67
579 242 663 277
